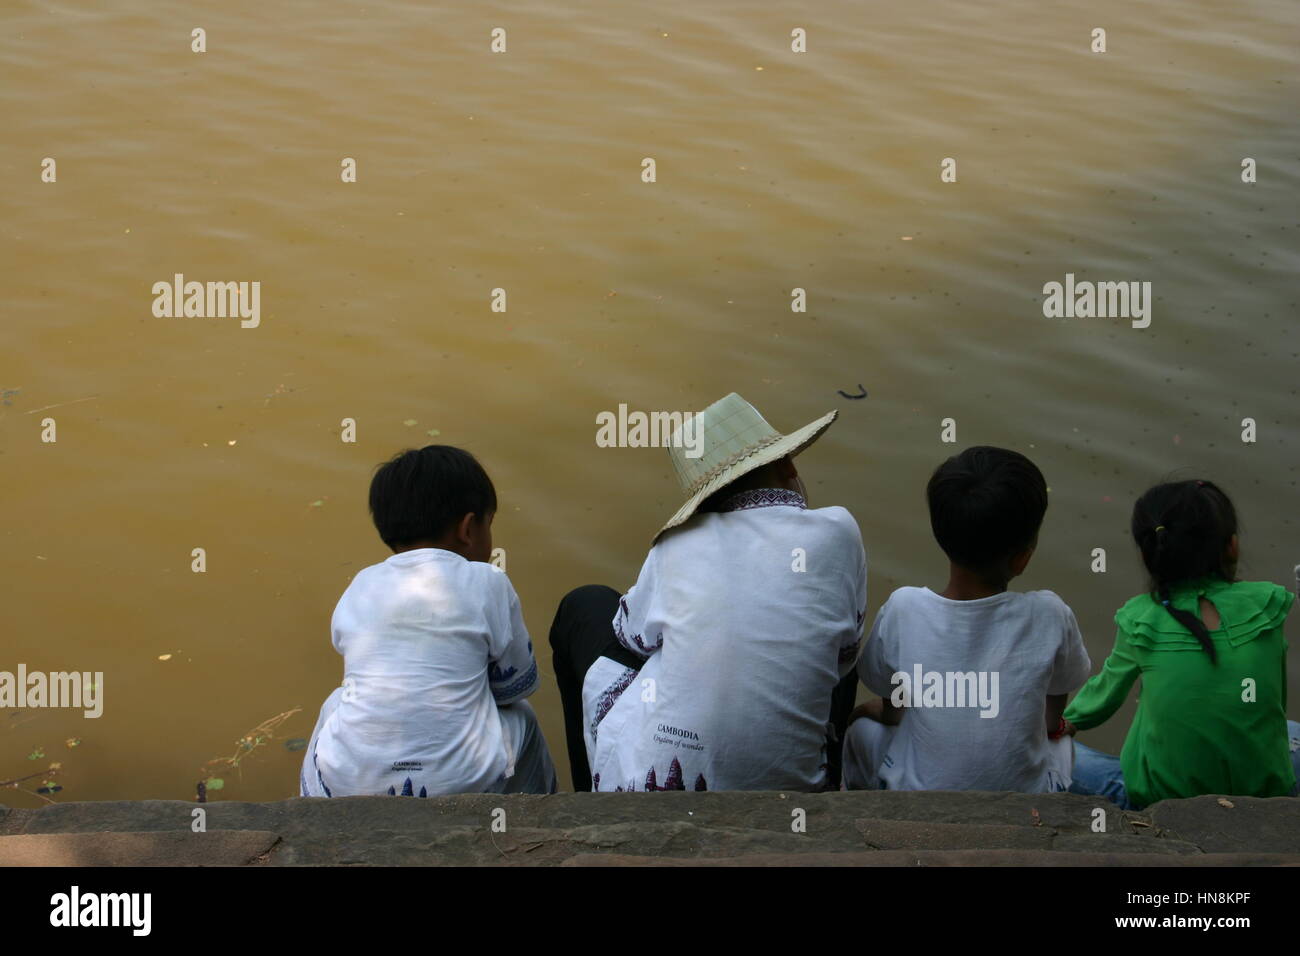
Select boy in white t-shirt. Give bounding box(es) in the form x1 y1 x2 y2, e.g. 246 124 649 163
843 446 1091 793
300 446 556 798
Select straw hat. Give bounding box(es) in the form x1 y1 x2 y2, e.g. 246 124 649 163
658 393 837 539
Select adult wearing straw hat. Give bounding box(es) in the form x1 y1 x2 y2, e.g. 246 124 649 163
549 393 867 792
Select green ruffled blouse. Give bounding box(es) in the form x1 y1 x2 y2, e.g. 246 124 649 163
1064 577 1295 808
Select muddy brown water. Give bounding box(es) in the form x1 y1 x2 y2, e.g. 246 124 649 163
2 1 1297 803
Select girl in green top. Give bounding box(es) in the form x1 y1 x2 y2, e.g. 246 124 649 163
1063 479 1298 810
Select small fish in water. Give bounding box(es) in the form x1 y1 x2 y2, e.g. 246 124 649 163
284 738 308 752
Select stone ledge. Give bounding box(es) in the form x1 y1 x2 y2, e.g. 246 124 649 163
0 791 1294 866
0 830 281 867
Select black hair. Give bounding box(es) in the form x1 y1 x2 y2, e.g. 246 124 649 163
1131 479 1238 663
926 446 1048 576
368 445 497 551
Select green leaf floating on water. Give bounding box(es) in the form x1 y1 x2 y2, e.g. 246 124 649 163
205 777 225 791
402 419 417 427
426 429 440 437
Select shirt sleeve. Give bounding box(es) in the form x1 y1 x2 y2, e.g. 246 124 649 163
1063 627 1140 730
857 598 897 699
1047 600 1093 695
838 527 869 676
486 571 540 706
612 547 664 659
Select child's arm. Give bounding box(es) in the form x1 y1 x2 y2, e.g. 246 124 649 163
487 574 540 706
850 695 903 726
612 548 664 660
1062 629 1140 732
1045 693 1068 737
837 524 869 676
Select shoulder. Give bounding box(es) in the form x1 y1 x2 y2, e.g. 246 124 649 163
805 505 866 550
876 586 929 619
339 558 397 597
1115 590 1157 622
1026 590 1085 632
473 560 518 599
1021 589 1077 618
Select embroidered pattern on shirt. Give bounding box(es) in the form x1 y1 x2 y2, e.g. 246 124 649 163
488 661 517 683
491 659 538 701
614 597 657 656
591 666 638 745
718 488 808 513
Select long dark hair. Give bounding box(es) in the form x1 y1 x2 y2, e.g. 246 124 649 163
1131 480 1238 663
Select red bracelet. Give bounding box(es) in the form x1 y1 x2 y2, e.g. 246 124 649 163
1048 717 1068 740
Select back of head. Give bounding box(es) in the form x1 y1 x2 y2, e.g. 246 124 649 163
1131 479 1238 662
926 446 1048 576
369 445 497 551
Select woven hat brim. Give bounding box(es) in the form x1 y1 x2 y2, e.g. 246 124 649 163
654 408 838 541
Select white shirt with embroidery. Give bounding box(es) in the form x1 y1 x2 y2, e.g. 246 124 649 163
582 489 867 792
307 548 539 797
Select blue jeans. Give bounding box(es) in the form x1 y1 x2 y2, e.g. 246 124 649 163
1069 719 1300 811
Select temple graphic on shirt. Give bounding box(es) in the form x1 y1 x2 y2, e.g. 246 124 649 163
594 759 707 792
488 662 517 683
386 776 429 798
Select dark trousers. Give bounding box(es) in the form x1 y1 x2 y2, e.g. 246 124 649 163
548 584 858 792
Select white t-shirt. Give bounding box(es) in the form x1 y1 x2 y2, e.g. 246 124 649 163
858 586 1092 792
583 489 867 792
310 548 539 797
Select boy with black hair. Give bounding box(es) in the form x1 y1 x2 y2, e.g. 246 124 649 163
301 445 556 798
843 446 1091 792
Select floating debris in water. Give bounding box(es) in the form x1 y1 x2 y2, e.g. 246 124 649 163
284 738 308 752
309 498 327 508
837 385 868 400
425 429 440 438
402 419 418 427
1 387 20 406
27 746 44 761
158 654 172 661
205 777 224 791
36 784 62 795
65 737 81 749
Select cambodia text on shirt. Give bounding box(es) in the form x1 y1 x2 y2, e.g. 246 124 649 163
582 488 868 792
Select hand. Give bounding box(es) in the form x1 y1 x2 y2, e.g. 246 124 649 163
849 701 878 724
